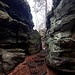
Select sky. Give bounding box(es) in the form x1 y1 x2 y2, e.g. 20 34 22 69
26 0 53 31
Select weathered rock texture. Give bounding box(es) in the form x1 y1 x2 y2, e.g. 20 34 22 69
46 0 75 73
0 0 34 29
28 30 42 55
0 0 41 74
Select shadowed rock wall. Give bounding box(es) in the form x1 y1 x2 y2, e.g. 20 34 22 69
0 1 41 74
0 0 34 29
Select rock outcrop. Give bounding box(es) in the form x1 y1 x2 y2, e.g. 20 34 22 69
0 0 34 29
28 30 42 55
46 0 75 73
0 0 41 74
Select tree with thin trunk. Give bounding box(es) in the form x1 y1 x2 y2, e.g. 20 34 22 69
33 0 48 30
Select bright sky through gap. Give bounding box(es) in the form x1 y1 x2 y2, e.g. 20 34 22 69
26 0 53 31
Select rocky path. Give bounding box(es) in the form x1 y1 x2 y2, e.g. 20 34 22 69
8 50 58 75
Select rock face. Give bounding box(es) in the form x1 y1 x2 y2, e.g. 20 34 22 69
46 0 75 73
0 0 34 29
0 0 41 74
28 30 42 55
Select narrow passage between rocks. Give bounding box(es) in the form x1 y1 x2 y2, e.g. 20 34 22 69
8 50 58 75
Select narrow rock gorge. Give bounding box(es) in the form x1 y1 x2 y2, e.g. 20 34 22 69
0 0 41 74
46 0 75 73
0 0 75 75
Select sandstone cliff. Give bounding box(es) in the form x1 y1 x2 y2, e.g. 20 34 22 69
0 0 41 74
46 0 75 73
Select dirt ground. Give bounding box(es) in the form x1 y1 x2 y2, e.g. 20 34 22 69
8 50 58 75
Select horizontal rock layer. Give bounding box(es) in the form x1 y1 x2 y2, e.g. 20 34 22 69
0 1 41 74
0 0 34 29
46 0 75 73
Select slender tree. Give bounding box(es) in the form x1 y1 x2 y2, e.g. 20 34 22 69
32 0 53 31
44 0 47 30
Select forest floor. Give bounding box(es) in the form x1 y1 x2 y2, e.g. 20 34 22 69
8 50 58 75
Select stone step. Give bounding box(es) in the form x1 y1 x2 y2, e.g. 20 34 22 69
28 62 36 68
30 69 39 74
34 59 44 63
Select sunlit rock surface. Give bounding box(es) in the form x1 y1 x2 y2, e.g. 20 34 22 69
46 0 75 73
0 0 41 74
